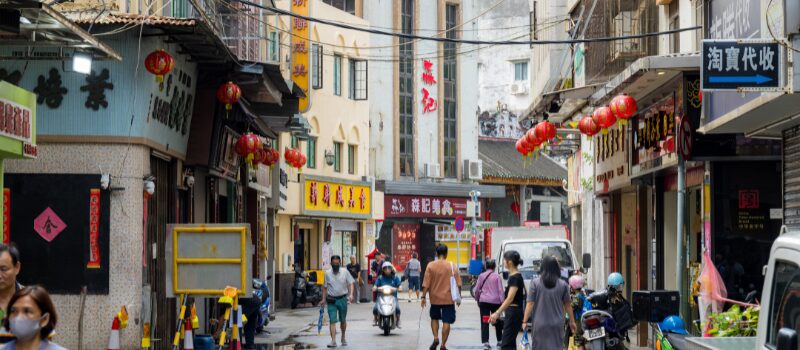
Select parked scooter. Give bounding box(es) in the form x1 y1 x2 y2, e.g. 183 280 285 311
653 315 689 350
580 310 626 350
252 277 271 333
291 268 323 309
585 273 635 350
375 285 398 336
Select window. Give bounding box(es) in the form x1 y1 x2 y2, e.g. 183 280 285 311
668 1 680 53
268 31 279 62
306 137 317 169
348 59 367 100
348 144 356 174
530 1 537 47
333 55 342 96
291 135 298 148
514 61 529 81
443 4 458 178
333 142 342 172
694 0 703 50
768 260 800 347
322 0 355 14
398 0 414 176
312 44 323 89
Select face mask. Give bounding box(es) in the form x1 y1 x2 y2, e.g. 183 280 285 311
10 314 46 341
332 265 340 273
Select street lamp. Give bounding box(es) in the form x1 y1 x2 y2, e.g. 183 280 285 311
324 149 335 166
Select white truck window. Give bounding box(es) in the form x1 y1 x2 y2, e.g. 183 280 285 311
767 260 800 347
503 242 573 280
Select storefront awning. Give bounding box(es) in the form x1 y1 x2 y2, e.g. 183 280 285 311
543 83 605 123
696 92 795 138
0 0 121 60
590 53 700 105
378 181 505 199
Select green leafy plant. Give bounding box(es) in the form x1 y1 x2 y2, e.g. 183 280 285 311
705 305 760 337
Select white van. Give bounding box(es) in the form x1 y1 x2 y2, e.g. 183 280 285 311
496 238 590 288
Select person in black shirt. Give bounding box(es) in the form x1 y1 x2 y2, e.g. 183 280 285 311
346 255 362 304
488 250 525 350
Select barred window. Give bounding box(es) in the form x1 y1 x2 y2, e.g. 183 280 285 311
443 4 458 178
348 59 367 100
398 0 414 177
312 44 323 89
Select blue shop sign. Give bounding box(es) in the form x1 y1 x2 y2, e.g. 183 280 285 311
701 40 783 91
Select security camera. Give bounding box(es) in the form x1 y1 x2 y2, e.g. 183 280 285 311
144 180 155 195
100 174 110 190
185 175 195 188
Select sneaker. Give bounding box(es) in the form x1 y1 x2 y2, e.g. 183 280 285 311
328 341 338 348
482 343 491 349
341 338 348 346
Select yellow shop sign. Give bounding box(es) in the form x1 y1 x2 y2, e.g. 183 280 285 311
301 175 372 219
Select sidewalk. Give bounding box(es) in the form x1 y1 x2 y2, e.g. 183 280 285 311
255 307 320 345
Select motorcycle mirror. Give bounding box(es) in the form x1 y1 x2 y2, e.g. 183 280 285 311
778 328 798 350
582 253 592 270
502 271 509 280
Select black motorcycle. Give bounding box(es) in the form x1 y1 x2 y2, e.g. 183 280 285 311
291 269 323 309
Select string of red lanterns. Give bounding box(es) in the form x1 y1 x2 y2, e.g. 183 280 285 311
284 147 306 169
574 93 638 138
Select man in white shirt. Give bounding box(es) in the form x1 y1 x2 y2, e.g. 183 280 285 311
322 255 355 348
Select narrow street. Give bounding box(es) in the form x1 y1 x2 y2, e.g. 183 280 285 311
261 296 485 350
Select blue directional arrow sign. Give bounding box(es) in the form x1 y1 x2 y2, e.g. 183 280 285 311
701 40 782 91
707 74 773 85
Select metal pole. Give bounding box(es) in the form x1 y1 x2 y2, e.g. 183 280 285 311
677 146 686 321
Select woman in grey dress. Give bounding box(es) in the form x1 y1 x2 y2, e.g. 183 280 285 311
522 256 576 350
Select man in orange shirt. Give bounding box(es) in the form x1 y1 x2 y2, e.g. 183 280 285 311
421 244 461 350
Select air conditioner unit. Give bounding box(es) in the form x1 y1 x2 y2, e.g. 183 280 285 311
509 82 529 95
463 159 483 180
424 163 442 178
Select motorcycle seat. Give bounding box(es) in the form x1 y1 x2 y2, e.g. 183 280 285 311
665 332 688 350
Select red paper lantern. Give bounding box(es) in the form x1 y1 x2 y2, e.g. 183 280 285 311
515 138 527 155
254 148 267 164
664 137 675 153
144 49 174 83
592 106 617 134
609 94 637 122
578 115 600 137
534 121 557 142
525 128 540 145
216 81 242 111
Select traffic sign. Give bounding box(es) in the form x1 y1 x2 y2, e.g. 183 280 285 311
454 216 465 233
678 117 693 160
701 40 783 91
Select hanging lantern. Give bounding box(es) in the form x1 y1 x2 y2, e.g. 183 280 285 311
144 49 174 85
284 147 295 165
534 120 557 143
270 148 280 166
515 138 527 155
528 133 543 155
609 94 637 124
664 136 675 153
578 115 600 138
216 81 242 111
525 128 540 145
253 148 267 165
592 106 617 134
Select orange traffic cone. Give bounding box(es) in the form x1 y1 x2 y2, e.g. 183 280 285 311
184 319 194 350
107 317 120 350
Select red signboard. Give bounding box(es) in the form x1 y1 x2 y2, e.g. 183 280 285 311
3 189 8 245
88 189 101 269
392 223 420 273
385 195 476 218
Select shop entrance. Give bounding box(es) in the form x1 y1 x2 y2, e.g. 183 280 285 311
332 230 358 260
294 228 311 270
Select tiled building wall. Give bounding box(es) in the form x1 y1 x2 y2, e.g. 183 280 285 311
6 143 148 350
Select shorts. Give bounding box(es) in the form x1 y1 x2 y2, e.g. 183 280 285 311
327 296 348 324
430 304 456 324
408 276 421 291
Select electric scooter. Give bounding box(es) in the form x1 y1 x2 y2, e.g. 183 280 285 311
375 286 398 336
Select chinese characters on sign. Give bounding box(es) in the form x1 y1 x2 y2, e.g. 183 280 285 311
421 60 438 113
385 195 475 218
0 97 34 144
302 176 371 218
737 190 765 231
88 189 101 269
291 0 310 112
702 40 781 90
392 223 420 272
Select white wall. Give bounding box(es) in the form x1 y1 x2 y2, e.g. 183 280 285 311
530 0 569 98
476 0 532 115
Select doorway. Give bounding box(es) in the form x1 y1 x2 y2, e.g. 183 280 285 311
294 228 310 270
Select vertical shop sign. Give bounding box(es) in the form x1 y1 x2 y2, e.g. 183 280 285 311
292 0 311 112
421 60 438 113
88 189 101 268
392 223 420 272
3 189 8 245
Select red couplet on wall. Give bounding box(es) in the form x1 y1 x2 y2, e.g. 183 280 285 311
87 189 101 269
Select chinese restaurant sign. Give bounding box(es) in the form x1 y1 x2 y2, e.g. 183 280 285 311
292 0 311 112
631 94 680 177
702 40 782 91
421 60 437 114
392 223 420 272
0 82 36 160
384 195 477 218
301 175 372 219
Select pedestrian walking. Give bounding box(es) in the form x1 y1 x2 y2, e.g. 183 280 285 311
421 244 461 350
322 255 355 348
522 255 577 350
568 275 592 350
488 251 525 350
406 253 422 300
474 258 503 349
346 256 362 304
0 244 23 345
0 285 67 350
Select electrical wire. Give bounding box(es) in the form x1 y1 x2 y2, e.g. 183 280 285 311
241 0 701 46
767 0 800 53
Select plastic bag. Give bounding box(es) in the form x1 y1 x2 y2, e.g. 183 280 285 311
568 336 578 350
698 252 727 335
518 329 530 350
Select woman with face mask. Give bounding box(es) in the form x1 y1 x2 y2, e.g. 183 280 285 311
1 285 66 350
